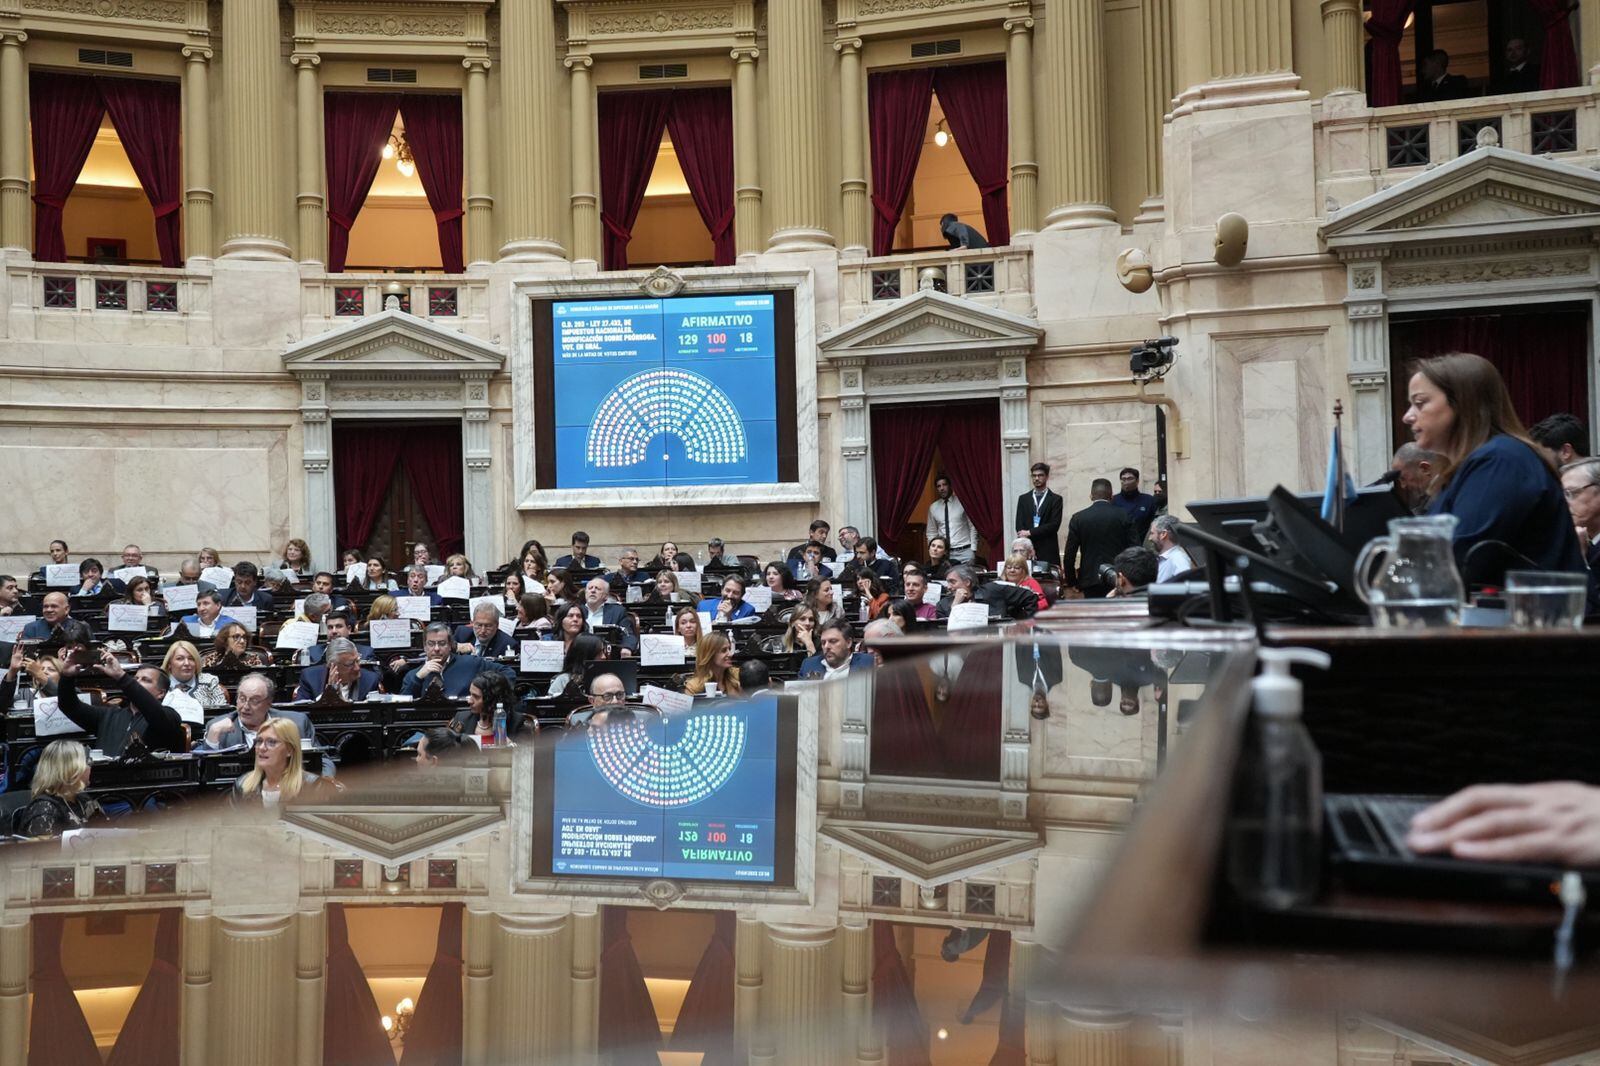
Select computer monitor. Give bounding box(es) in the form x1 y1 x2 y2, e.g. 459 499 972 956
1263 485 1407 606
583 658 639 696
1188 485 1406 554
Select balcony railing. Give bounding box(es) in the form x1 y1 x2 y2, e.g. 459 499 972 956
4 260 209 343
838 244 1033 324
299 270 491 340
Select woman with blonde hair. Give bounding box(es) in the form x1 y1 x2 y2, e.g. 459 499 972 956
674 606 704 650
683 632 741 697
444 553 478 583
1000 554 1049 612
162 640 228 709
205 621 271 668
367 594 400 623
232 717 330 807
782 605 819 656
17 740 101 836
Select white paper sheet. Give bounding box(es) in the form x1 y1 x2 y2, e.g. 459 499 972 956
396 596 434 622
230 605 258 633
45 564 79 587
424 564 446 585
640 685 693 714
112 566 147 586
640 634 687 667
437 576 471 600
369 619 413 650
162 689 205 725
0 616 34 643
744 586 773 612
200 566 233 589
162 584 199 611
275 620 319 650
923 581 944 606
106 603 150 633
520 640 565 672
945 602 990 630
33 697 78 737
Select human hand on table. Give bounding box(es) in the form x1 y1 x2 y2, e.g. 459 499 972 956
1407 782 1600 866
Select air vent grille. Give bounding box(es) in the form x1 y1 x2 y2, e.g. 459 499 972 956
910 39 961 58
367 67 418 84
79 48 134 68
639 63 689 80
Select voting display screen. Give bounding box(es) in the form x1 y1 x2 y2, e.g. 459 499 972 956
532 699 797 886
532 290 798 490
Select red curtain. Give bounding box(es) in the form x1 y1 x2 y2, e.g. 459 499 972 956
598 909 663 1065
334 423 406 554
932 63 1009 247
401 94 466 274
670 912 737 1062
324 91 402 272
400 903 464 1066
105 910 181 1066
1388 309 1590 447
1364 0 1416 106
871 405 946 547
871 923 931 1066
937 653 1001 780
666 88 737 267
871 664 944 777
323 905 394 1066
599 90 673 270
27 914 100 1066
1528 0 1581 89
937 402 1005 557
99 77 183 268
401 425 465 558
29 71 106 264
869 67 936 257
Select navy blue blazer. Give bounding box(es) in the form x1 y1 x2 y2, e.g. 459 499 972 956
224 587 276 610
1427 434 1585 586
400 653 514 698
20 618 92 643
555 553 604 570
585 603 639 652
305 641 375 665
294 665 383 702
451 624 514 658
799 652 875 678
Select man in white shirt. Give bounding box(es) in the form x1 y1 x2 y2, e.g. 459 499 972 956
1150 515 1196 582
926 473 976 564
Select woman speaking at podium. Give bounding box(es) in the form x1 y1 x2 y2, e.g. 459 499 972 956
1402 352 1583 586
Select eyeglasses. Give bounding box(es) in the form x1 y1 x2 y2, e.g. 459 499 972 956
1563 484 1600 500
592 690 627 703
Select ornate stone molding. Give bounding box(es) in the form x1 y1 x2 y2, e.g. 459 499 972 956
312 9 466 37
1348 374 1387 390
1386 254 1590 288
871 364 995 387
589 6 733 35
24 0 183 23
1349 265 1376 290
1347 302 1384 318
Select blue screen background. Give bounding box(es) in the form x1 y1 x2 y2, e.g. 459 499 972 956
551 294 779 488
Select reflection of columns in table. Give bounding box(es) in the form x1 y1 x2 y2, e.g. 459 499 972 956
182 911 212 1066
836 35 868 255
756 923 840 1066
732 45 765 258
463 58 493 267
292 53 324 264
181 46 215 261
569 909 600 1063
295 909 326 1066
1320 0 1364 95
1344 264 1391 484
1005 12 1039 238
0 918 27 1066
497 0 567 261
219 0 290 259
735 913 764 1058
1056 1006 1134 1065
0 29 27 254
765 0 836 252
462 373 495 574
839 919 874 1062
463 908 495 1066
834 360 873 535
298 373 336 570
211 915 296 1065
1039 0 1118 230
566 55 599 265
493 914 572 1061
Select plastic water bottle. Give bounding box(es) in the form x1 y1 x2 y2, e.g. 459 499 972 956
492 700 508 747
1227 647 1330 910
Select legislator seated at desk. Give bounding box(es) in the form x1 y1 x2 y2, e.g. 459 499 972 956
1404 353 1584 585
553 532 603 571
799 621 876 680
935 566 1038 620
401 623 514 698
56 650 186 756
400 565 444 606
453 602 514 658
21 592 92 644
69 558 125 599
306 608 372 665
580 579 640 653
223 561 275 611
172 590 239 641
697 575 758 623
294 639 382 702
230 717 335 809
201 674 316 750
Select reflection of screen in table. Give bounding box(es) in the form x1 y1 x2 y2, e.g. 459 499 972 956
550 294 779 489
549 703 781 882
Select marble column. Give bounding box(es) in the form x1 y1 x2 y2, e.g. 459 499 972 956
463 58 493 267
297 374 335 570
765 0 836 251
839 919 873 1062
0 29 29 253
497 0 567 260
182 912 212 1066
210 915 296 1066
1005 8 1039 238
295 910 326 1066
1190 0 1292 82
1585 0 1600 84
836 35 868 255
219 0 290 259
834 361 872 533
756 924 840 1066
463 908 495 1066
1135 0 1174 222
1320 0 1363 95
463 373 494 573
1057 1007 1134 1066
735 913 764 1058
1040 0 1117 230
493 914 572 1061
181 46 215 261
0 919 27 1066
292 52 324 264
566 55 599 265
732 45 765 258
569 910 599 1064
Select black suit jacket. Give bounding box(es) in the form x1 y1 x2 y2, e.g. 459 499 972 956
936 582 1038 621
1418 72 1472 102
451 625 514 658
56 674 187 757
1015 489 1064 566
1063 500 1136 590
1586 539 1600 620
1492 64 1539 96
294 665 383 703
590 603 639 653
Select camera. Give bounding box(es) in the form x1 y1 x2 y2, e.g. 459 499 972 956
1130 336 1178 378
1096 563 1119 587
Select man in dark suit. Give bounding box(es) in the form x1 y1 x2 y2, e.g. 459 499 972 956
580 577 641 654
799 621 876 679
224 561 275 611
553 532 603 570
940 212 990 250
1491 38 1540 96
1417 49 1472 102
1112 467 1159 542
201 672 316 749
306 608 373 665
786 520 838 565
453 601 514 658
1559 460 1600 618
21 592 93 644
294 638 382 702
935 565 1038 621
401 565 444 606
55 650 186 756
1064 479 1137 598
1014 462 1064 568
401 623 513 698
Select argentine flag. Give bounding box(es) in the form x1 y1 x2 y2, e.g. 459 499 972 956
1321 420 1358 529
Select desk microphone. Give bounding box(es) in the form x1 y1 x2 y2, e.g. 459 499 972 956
1461 539 1542 583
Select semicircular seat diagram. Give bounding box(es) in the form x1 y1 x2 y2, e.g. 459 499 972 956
585 367 749 468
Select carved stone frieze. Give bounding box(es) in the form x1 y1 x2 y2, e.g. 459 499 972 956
313 10 466 37
871 364 995 387
1349 266 1376 290
1348 374 1387 390
1347 302 1385 318
859 0 983 14
329 384 458 403
24 0 184 21
590 7 734 35
1385 254 1590 288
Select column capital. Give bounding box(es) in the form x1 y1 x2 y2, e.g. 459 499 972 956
181 44 211 61
0 29 28 46
1004 15 1034 33
564 54 592 72
731 45 760 62
833 36 862 55
463 56 492 73
289 51 320 69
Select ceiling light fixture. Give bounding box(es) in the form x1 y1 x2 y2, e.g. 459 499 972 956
934 119 949 148
386 131 415 178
